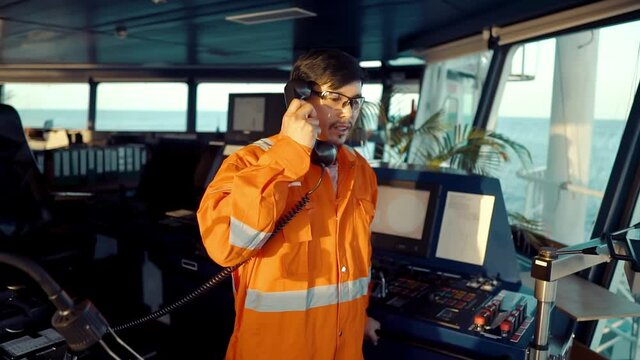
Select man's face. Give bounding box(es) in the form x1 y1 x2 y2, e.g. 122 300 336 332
308 80 363 145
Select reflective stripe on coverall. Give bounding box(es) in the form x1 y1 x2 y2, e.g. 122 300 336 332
197 134 378 360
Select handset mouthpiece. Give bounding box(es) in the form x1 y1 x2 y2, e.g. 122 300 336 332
311 140 337 167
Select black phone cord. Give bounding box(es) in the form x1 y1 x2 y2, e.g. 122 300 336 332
113 166 325 331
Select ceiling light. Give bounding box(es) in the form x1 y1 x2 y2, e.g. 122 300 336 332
225 7 316 25
388 57 425 66
114 25 128 39
359 60 382 68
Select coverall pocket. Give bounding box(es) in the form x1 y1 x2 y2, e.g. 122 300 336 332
281 208 312 277
356 197 376 223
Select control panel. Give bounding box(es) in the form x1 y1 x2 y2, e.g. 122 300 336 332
0 328 66 360
369 262 536 359
470 290 535 344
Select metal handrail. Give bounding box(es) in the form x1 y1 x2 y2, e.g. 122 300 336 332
515 166 604 199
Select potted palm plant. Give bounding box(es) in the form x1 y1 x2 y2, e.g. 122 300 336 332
356 100 532 176
353 98 554 252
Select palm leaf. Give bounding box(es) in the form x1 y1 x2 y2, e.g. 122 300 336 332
350 100 384 144
424 124 532 176
487 131 533 169
508 212 550 252
353 98 533 178
508 212 544 231
356 100 384 131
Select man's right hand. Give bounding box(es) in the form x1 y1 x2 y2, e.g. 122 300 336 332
280 98 320 149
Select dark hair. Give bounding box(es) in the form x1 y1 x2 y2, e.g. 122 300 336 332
290 49 367 89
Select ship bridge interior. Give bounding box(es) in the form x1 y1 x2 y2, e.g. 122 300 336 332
1 0 640 359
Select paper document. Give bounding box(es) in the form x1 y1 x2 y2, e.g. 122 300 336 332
435 191 495 265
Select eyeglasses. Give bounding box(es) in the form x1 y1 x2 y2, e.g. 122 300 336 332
311 90 365 112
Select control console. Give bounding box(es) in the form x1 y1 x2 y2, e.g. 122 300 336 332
368 262 536 359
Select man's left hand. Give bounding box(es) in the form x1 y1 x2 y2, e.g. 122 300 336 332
364 317 381 346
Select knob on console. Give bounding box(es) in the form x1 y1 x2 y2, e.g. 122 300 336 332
473 311 488 331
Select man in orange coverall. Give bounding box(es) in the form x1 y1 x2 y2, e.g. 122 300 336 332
197 48 380 359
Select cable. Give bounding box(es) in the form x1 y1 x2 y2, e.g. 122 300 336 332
98 339 122 360
108 328 144 360
0 253 74 312
113 262 239 331
113 167 326 331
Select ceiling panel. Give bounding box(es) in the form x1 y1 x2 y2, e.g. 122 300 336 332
0 0 602 68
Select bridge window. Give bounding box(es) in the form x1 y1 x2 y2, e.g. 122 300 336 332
196 82 384 134
388 85 419 120
490 19 640 248
96 82 188 132
1 83 89 130
361 83 383 104
404 50 493 163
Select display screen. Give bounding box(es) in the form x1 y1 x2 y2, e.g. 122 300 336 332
371 186 431 240
369 165 519 282
232 96 265 132
225 93 285 145
370 180 440 258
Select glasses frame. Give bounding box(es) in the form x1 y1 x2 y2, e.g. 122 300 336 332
310 89 365 111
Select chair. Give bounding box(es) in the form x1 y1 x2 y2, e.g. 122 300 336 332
0 104 95 292
0 104 52 240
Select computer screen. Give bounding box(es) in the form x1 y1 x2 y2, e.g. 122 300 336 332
231 96 266 132
137 137 224 213
225 93 285 145
370 165 520 283
372 186 431 240
434 191 495 266
371 180 440 257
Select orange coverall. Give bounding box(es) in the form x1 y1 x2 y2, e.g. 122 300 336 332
197 134 378 359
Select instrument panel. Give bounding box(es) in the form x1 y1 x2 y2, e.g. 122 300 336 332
368 262 536 359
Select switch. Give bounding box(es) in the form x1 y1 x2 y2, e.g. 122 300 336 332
473 311 488 331
500 315 516 337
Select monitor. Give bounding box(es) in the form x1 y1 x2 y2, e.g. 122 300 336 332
370 180 440 257
225 93 286 146
370 164 520 283
137 137 224 213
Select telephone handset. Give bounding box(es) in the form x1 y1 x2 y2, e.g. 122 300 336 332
284 79 338 167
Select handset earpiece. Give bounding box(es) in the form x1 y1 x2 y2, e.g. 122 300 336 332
284 79 313 106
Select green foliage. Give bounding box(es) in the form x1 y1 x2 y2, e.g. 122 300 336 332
355 93 533 176
508 212 544 232
357 99 544 250
387 110 445 162
380 108 533 176
427 124 532 176
508 212 555 252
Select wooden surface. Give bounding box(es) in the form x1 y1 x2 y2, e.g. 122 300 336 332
570 340 607 360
